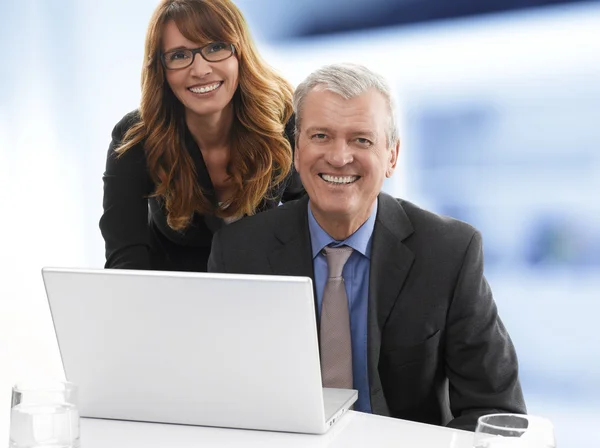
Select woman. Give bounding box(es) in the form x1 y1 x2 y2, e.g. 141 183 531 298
100 0 304 272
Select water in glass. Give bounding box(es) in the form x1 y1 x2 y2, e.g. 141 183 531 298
9 402 80 448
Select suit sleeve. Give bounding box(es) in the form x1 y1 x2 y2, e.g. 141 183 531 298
445 231 526 430
99 112 154 270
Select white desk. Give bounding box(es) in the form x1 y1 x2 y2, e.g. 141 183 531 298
82 411 474 448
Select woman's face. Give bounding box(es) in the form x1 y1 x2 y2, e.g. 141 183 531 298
162 20 239 120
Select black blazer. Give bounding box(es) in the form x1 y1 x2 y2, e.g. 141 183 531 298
99 110 304 272
208 193 526 431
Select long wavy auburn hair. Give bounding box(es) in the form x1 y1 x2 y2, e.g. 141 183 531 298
116 0 294 230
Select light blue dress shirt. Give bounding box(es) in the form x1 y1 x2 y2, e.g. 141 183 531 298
307 199 377 413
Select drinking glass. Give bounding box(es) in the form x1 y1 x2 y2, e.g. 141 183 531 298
473 414 556 448
9 380 80 448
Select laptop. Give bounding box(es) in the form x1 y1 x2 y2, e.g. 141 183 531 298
41 267 357 434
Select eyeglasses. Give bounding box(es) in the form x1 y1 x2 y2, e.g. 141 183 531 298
161 42 235 70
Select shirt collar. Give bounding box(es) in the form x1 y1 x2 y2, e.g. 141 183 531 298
307 198 378 260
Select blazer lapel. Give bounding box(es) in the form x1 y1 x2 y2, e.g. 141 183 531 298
368 193 415 414
183 125 218 205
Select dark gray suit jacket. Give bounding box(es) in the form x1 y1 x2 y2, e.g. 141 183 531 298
208 193 526 431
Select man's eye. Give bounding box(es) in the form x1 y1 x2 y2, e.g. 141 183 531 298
312 133 327 140
355 138 372 146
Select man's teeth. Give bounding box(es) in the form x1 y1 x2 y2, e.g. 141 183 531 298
321 174 358 184
189 82 221 93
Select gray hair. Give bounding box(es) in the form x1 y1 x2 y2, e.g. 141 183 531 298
293 63 399 147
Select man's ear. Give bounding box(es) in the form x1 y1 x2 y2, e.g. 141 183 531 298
386 138 400 178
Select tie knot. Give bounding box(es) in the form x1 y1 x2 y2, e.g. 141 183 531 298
322 246 353 278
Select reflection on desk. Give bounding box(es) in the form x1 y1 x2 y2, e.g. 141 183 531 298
82 411 474 448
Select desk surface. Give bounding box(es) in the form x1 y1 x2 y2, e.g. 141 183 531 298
82 411 474 448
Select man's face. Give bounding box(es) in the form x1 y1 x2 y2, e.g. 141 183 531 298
295 87 399 229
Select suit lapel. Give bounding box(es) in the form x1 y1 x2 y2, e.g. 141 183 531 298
267 195 314 279
368 193 415 414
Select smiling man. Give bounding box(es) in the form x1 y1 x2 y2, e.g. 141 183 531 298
208 63 526 430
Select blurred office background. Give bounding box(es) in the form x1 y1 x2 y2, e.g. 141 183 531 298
0 0 598 445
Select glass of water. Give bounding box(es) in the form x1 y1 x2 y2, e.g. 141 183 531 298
473 413 556 448
9 380 80 448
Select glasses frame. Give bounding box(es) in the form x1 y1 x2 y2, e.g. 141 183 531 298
161 42 236 70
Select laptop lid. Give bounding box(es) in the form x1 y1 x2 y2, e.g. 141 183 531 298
42 267 348 434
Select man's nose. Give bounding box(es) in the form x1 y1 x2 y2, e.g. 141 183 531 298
326 140 354 167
